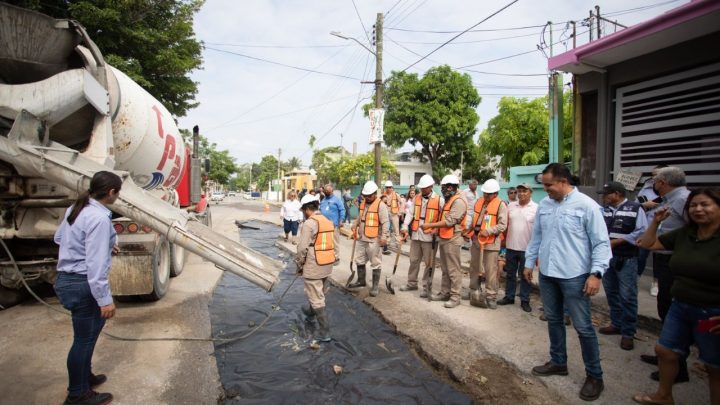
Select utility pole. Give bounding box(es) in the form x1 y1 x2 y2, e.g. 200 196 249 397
277 148 282 201
595 5 602 39
373 12 384 190
589 10 594 42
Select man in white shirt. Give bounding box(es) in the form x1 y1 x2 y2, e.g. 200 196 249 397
497 183 538 312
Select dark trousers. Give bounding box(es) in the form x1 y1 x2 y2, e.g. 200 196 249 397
504 249 531 302
653 253 673 322
54 272 106 397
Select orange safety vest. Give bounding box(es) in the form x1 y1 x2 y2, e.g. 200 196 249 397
438 194 466 240
468 197 504 245
359 198 381 238
386 191 399 215
310 213 335 265
411 194 440 233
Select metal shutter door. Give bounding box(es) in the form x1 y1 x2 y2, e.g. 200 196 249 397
614 62 720 187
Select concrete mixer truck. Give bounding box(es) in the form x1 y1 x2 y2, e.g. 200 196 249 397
0 3 281 307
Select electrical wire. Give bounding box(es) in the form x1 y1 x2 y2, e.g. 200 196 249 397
204 47 362 81
350 0 373 47
397 0 520 73
202 42 349 49
389 0 429 28
385 22 562 34
208 45 350 130
603 0 683 17
386 0 405 16
299 96 372 159
391 30 543 45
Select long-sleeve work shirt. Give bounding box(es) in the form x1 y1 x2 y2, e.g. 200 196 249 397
525 188 611 278
54 199 117 306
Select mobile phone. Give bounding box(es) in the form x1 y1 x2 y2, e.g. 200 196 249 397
638 196 648 203
697 318 720 333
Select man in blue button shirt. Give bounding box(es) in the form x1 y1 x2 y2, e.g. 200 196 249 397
320 184 345 265
523 163 611 402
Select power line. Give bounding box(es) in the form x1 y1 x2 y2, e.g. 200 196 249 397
205 46 362 80
385 22 561 34
603 0 683 17
203 42 349 49
464 69 546 77
208 46 349 130
398 0 521 73
299 96 371 158
386 0 404 15
390 0 429 28
350 0 373 47
391 30 542 45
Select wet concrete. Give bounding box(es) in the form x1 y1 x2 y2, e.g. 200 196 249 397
210 220 471 404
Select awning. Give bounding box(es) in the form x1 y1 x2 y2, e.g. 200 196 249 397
549 0 720 74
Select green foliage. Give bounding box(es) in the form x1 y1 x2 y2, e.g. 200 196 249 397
310 146 343 184
231 164 252 191
461 144 496 184
308 134 317 150
328 153 397 188
479 91 572 175
282 156 302 173
8 0 204 117
366 65 481 178
179 128 237 186
254 155 279 191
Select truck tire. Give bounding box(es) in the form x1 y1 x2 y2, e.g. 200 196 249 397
169 243 185 277
141 238 171 301
0 286 28 310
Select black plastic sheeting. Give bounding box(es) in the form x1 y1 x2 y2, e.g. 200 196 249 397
209 220 471 405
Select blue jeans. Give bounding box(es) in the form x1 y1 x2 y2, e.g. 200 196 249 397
602 257 639 338
54 272 106 397
659 300 720 369
539 273 603 379
283 219 299 236
504 249 531 303
637 247 652 276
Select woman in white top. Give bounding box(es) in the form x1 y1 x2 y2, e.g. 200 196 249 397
281 191 303 244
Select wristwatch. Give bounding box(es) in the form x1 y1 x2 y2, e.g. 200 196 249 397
590 271 602 279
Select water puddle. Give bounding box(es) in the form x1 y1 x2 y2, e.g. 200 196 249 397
210 220 471 404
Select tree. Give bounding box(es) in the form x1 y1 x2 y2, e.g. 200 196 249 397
333 153 397 188
282 156 302 173
310 146 344 185
461 144 496 184
479 92 572 176
308 134 317 150
254 155 279 191
179 128 237 186
9 0 204 117
231 164 252 191
365 65 481 178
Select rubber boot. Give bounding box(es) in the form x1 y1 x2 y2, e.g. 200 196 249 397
314 307 331 342
369 269 381 297
348 265 366 289
301 304 316 321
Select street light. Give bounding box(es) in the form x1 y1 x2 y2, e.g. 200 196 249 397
330 31 376 56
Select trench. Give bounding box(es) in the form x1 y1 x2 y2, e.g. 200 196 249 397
209 220 471 404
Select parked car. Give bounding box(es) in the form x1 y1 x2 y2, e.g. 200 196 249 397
227 191 236 197
210 192 225 204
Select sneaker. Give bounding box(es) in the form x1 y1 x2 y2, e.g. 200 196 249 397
521 301 532 313
419 290 429 299
63 390 113 405
399 285 418 291
650 281 658 297
497 297 515 306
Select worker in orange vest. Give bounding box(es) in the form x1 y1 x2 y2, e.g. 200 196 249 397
400 174 443 297
383 180 401 255
463 178 508 309
295 194 335 342
349 181 390 296
421 175 467 308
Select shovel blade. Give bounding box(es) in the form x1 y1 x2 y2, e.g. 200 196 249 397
385 276 395 295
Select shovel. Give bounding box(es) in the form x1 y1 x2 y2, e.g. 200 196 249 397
385 238 404 294
470 242 487 308
425 237 439 301
345 236 357 287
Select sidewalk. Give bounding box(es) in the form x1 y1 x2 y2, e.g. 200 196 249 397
274 222 708 405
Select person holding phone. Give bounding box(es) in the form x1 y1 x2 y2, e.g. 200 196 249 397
633 188 720 405
54 171 123 405
636 164 668 295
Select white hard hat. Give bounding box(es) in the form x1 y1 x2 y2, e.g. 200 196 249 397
440 174 460 185
300 194 319 206
384 180 394 188
480 179 500 193
361 181 379 195
417 174 434 189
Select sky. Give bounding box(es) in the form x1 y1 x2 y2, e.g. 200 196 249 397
176 0 687 167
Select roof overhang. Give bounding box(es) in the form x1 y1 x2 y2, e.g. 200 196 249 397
549 0 720 74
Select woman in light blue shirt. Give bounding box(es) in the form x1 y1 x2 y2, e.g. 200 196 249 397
54 171 122 405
